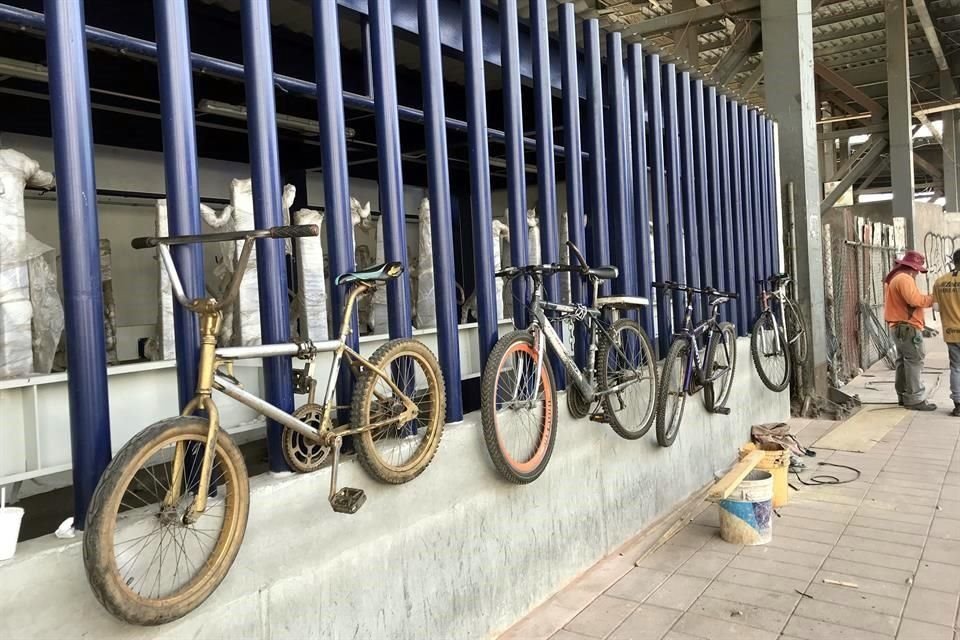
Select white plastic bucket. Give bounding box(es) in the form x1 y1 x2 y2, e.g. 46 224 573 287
719 470 774 546
0 507 25 560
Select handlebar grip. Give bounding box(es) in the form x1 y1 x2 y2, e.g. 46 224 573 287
131 236 159 250
269 224 319 239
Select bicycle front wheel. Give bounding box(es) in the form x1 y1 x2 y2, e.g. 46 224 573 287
785 298 808 365
480 330 557 483
656 338 690 448
352 338 446 484
751 311 790 392
83 417 249 626
597 319 657 439
703 322 738 411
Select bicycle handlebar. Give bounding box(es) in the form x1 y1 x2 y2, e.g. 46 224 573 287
653 281 738 300
496 263 580 280
131 224 320 250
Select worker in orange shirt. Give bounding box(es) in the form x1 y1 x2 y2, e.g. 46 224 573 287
933 249 960 416
884 250 936 411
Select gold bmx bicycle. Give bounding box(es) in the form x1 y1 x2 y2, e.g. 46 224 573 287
83 224 445 625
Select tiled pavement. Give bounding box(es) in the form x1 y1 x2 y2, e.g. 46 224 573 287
502 363 960 639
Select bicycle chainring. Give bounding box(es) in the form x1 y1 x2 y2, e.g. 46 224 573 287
281 403 331 473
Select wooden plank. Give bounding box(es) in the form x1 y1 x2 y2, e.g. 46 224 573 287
814 405 909 453
707 450 765 502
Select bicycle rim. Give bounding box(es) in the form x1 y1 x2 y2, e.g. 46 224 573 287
786 299 808 364
751 311 789 391
599 319 657 438
657 340 689 447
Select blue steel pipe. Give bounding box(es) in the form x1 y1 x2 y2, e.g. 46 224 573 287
369 0 413 340
361 18 374 98
583 20 610 294
753 111 770 282
662 65 686 325
678 72 701 305
558 2 588 368
463 0 499 366
704 85 726 322
240 0 294 472
418 0 463 421
739 105 758 322
154 0 205 411
311 0 358 422
692 79 713 294
646 54 672 355
531 0 564 389
628 44 655 339
499 0 529 329
605 33 638 302
717 94 737 328
728 101 749 331
45 0 112 526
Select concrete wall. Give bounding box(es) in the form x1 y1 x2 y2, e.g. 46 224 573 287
0 339 788 640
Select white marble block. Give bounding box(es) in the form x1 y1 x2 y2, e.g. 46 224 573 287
294 207 328 341
415 197 436 329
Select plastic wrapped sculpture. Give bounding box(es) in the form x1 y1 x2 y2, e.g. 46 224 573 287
0 148 62 377
350 197 376 333
492 219 510 321
558 210 570 305
527 207 541 266
293 207 328 341
415 197 435 329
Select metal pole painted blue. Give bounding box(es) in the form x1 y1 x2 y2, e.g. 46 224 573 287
240 0 294 472
361 19 374 98
628 44 655 339
747 109 763 289
558 2 588 368
463 0 498 366
605 33 638 301
531 0 564 389
646 54 672 354
311 0 357 423
692 79 713 293
728 101 749 331
754 111 770 282
662 65 686 324
369 0 413 339
678 72 701 298
45 0 112 526
717 94 737 328
418 0 463 422
154 0 204 412
704 85 726 321
739 105 758 322
583 20 610 293
499 0 529 329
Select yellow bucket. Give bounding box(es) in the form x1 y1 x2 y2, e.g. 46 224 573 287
740 443 790 508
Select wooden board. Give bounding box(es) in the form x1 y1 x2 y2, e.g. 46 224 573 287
813 406 908 453
707 450 765 502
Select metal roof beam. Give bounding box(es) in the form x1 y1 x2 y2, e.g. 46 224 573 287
911 0 950 72
817 122 889 141
822 136 888 211
713 20 760 85
814 61 886 118
619 0 762 38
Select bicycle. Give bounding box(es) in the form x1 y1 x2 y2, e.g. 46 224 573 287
479 241 658 484
654 281 738 448
83 225 445 626
750 273 809 391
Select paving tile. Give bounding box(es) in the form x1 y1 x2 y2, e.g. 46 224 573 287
764 534 835 557
698 536 742 554
819 558 916 586
794 598 900 636
895 618 954 640
660 632 700 640
934 499 960 518
829 546 920 572
675 550 734 580
670 612 777 640
913 560 960 593
737 545 826 568
849 515 930 536
929 516 960 540
664 525 717 550
924 538 960 566
713 566 810 596
607 604 682 640
863 493 939 510
854 507 933 525
726 555 819 582
835 535 923 559
551 631 594 640
814 569 910 600
605 567 672 603
778 505 854 524
636 544 698 573
782 618 890 640
686 595 788 634
644 574 710 611
692 506 720 528
701 580 801 613
774 523 843 545
903 587 959 628
563 596 638 638
805 583 905 616
794 491 863 506
842 525 927 548
774 514 848 535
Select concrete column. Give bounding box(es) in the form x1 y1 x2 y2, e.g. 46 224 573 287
821 102 835 182
761 0 828 396
942 72 959 212
886 0 916 245
672 0 699 65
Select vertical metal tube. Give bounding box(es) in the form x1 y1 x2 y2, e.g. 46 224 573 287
766 118 781 272
728 101 749 331
499 0 529 329
647 54 672 354
370 0 414 340
311 0 357 422
628 44 655 338
605 33 638 302
361 18 374 98
418 0 463 421
662 65 686 323
761 116 776 275
754 110 770 282
583 20 610 292
463 0 498 365
240 0 294 471
705 85 726 321
692 79 712 292
740 104 758 321
45 0 112 526
558 3 588 368
154 0 204 410
678 72 701 303
718 94 737 327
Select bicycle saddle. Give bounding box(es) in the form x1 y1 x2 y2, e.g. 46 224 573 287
758 272 791 286
335 261 403 285
586 265 618 280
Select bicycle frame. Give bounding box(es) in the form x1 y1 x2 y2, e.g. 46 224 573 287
673 290 727 394
757 284 788 355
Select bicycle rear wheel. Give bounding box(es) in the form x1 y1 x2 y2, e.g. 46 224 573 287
480 330 558 483
750 311 790 391
655 338 690 448
703 322 737 411
785 298 808 365
83 417 249 625
596 319 657 439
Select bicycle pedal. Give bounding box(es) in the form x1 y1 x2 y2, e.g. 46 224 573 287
589 413 607 423
712 406 731 416
329 487 366 514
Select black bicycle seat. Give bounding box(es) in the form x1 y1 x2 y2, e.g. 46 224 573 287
586 266 618 280
335 261 403 285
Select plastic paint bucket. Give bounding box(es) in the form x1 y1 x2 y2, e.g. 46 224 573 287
719 469 774 546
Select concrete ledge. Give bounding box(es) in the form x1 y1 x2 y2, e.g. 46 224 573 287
0 339 787 639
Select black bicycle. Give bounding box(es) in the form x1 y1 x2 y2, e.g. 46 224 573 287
654 281 738 448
